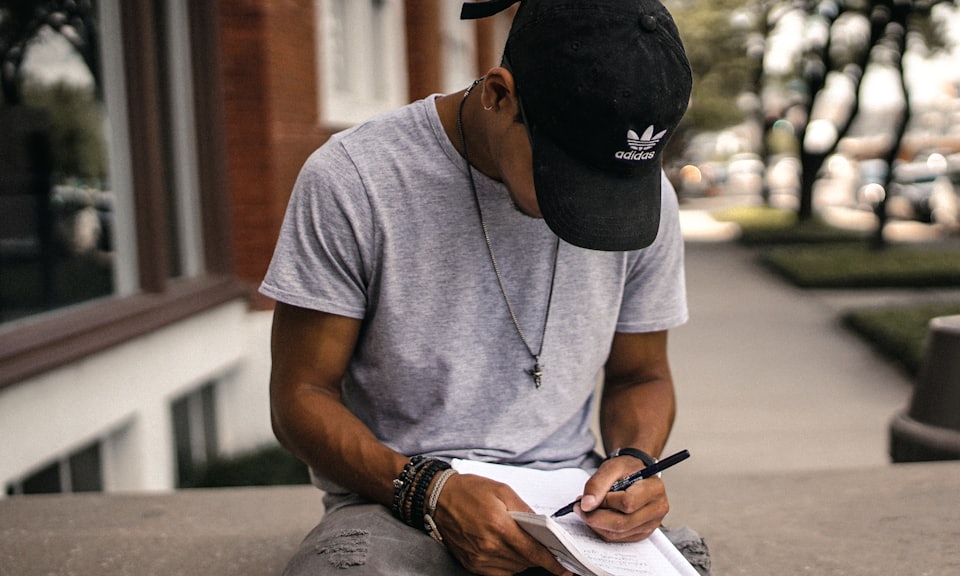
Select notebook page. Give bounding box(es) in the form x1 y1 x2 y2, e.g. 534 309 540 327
453 459 700 576
451 458 589 513
554 516 696 576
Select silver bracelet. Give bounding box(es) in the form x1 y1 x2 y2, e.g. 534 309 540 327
424 468 457 543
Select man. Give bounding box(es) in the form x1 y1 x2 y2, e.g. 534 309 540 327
261 0 696 574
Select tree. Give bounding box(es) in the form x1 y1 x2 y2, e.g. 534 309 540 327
753 0 958 245
0 0 100 105
2 0 105 183
668 0 760 162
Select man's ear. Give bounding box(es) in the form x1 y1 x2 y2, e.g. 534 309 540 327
480 67 519 116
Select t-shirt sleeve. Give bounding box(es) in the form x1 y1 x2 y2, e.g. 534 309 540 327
615 173 688 333
258 142 373 319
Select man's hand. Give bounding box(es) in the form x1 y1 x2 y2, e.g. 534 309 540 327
432 473 572 576
576 457 669 542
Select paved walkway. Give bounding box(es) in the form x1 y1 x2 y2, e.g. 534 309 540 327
663 213 920 476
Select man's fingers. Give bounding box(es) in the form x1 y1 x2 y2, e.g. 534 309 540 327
436 475 568 575
580 457 649 512
590 516 662 542
578 480 669 543
602 480 667 515
507 524 569 575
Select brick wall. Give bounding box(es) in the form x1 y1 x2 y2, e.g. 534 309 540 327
218 0 331 308
217 1 505 309
405 0 443 102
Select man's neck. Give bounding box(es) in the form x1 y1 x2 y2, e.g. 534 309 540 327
436 89 498 181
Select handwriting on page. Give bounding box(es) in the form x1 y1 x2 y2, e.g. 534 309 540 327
556 517 663 576
452 459 699 576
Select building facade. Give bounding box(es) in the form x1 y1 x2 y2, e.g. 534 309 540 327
0 0 511 496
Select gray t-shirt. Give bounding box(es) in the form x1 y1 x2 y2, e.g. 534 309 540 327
260 96 687 477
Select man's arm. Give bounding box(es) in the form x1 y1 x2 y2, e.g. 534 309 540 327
577 329 676 542
268 302 568 575
269 301 405 505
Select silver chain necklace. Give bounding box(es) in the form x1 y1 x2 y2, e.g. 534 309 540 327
457 78 560 389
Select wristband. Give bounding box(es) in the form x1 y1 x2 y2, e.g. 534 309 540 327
607 447 658 467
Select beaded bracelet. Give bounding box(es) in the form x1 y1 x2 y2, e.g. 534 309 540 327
391 456 451 530
404 461 431 527
408 459 449 530
391 455 426 521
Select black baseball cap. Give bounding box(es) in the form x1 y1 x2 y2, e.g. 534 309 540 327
462 0 692 251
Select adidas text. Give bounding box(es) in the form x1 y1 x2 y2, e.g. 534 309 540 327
615 150 656 161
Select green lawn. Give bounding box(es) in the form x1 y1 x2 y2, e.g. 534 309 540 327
712 206 868 245
843 304 960 376
759 244 960 289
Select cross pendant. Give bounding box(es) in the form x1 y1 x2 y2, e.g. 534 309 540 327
528 358 544 389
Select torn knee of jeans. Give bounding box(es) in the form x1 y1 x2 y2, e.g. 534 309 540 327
315 529 370 568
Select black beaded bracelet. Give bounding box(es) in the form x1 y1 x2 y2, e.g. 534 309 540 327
391 456 426 521
408 459 449 530
405 462 433 526
391 456 451 530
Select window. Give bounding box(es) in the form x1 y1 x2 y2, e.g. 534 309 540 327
0 3 116 324
6 440 103 496
0 1 242 388
318 0 408 126
172 382 219 488
0 0 206 324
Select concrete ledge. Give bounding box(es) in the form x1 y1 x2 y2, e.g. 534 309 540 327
0 486 325 575
2 462 959 575
666 461 960 575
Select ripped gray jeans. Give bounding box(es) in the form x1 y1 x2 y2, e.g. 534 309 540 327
282 493 711 576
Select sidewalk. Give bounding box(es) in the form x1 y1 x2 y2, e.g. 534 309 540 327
664 215 916 476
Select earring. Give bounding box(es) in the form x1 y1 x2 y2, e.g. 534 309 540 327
483 104 496 111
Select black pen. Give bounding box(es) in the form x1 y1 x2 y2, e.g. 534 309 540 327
551 449 691 518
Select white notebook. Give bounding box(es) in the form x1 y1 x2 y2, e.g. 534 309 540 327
451 459 699 576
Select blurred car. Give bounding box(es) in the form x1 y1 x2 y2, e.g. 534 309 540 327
886 154 960 229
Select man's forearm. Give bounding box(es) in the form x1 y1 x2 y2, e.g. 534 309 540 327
599 330 677 458
271 384 407 506
599 374 676 458
269 304 407 507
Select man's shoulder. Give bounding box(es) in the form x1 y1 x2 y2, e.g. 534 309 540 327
299 101 431 174
332 98 435 151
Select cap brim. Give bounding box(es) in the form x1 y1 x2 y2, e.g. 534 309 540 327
532 128 663 252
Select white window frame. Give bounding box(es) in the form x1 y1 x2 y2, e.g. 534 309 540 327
101 0 206 294
164 0 205 278
99 0 139 296
317 0 409 126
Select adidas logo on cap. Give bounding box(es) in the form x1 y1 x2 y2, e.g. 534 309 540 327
615 126 666 161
